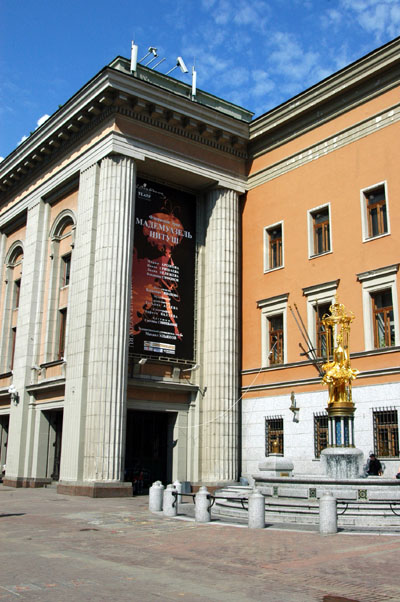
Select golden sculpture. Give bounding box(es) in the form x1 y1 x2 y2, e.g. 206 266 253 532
321 299 359 415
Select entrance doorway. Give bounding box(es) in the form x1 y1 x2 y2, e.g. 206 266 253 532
43 409 63 481
125 410 176 492
0 415 9 474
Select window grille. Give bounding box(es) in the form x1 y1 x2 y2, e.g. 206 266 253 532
314 413 328 458
265 416 284 456
373 408 399 457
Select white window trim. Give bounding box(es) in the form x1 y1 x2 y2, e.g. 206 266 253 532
258 293 288 367
360 180 390 243
357 264 399 350
263 220 284 273
307 203 332 259
303 280 339 352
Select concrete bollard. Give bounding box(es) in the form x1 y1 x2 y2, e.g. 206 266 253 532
248 489 265 529
319 492 337 535
195 486 211 523
163 484 177 517
149 480 164 513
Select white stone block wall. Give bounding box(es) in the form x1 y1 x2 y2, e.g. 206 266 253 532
242 381 400 481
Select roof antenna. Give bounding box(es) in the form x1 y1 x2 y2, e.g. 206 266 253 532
130 40 138 73
166 56 188 76
139 47 157 63
191 63 197 99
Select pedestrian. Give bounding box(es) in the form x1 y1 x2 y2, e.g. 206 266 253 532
367 453 382 476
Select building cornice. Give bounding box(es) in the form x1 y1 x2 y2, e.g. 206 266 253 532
249 36 400 156
248 100 400 189
0 66 249 206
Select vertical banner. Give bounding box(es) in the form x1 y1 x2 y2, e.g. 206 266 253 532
130 179 196 360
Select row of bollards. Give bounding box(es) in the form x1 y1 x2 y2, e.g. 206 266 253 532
149 481 338 534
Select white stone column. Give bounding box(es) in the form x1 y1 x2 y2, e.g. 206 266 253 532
59 162 101 484
82 155 136 486
4 198 48 484
199 187 239 483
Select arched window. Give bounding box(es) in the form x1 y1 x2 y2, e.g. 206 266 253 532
0 242 24 373
44 211 76 362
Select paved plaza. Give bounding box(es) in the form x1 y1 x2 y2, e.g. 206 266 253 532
1 485 400 601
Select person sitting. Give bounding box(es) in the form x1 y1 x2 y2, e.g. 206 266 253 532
367 453 382 476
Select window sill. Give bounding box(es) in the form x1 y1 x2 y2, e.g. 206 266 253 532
362 232 390 243
264 265 284 274
308 250 332 260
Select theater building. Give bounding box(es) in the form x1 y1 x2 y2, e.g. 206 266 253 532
1 37 400 496
242 37 400 480
0 56 251 495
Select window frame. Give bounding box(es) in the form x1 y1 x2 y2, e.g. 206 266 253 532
357 264 399 351
307 203 332 258
360 181 390 242
303 280 339 359
258 293 288 367
373 408 399 458
265 416 284 456
264 221 284 272
314 412 329 458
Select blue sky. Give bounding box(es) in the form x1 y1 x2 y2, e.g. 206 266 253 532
1 0 400 161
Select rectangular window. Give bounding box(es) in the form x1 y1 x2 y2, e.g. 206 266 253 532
373 409 399 457
58 309 67 360
371 289 395 348
265 417 284 455
10 327 17 371
14 279 21 309
315 302 331 358
264 223 283 270
312 208 330 255
365 185 387 238
314 414 329 458
268 315 284 365
61 254 71 287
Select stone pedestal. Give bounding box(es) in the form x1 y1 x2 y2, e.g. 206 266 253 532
321 447 363 479
258 454 294 477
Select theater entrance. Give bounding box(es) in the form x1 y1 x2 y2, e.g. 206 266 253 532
124 410 176 492
43 409 63 481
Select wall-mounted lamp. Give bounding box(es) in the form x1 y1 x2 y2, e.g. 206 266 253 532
8 385 19 406
138 358 147 365
289 391 299 422
182 363 200 372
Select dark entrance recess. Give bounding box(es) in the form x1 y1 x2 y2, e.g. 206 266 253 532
0 415 9 475
125 410 176 493
43 409 63 481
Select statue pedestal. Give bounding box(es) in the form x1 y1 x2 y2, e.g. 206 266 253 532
320 447 363 479
258 454 294 477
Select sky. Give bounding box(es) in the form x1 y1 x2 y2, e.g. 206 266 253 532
1 0 400 161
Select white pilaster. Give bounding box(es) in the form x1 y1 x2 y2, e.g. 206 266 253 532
199 187 239 483
4 198 48 481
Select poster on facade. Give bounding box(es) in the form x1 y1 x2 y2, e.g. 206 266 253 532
129 179 196 360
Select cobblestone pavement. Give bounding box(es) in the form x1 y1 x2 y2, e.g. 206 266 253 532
1 485 400 602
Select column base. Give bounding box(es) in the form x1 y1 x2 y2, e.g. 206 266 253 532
2 477 52 488
57 480 133 498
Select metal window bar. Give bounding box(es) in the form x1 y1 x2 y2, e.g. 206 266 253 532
265 416 284 456
314 413 329 458
373 408 399 457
